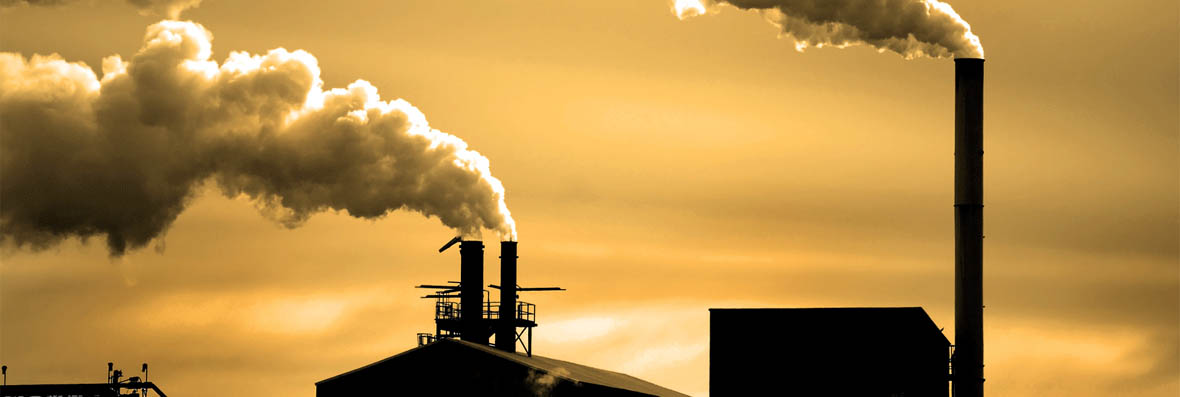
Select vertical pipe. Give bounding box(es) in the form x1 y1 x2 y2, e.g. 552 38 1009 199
459 240 486 344
497 241 518 352
954 58 984 397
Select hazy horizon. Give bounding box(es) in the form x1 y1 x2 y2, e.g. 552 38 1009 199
1 1 1176 396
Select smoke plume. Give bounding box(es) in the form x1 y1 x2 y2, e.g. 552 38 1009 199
0 20 517 256
673 0 984 59
0 0 201 18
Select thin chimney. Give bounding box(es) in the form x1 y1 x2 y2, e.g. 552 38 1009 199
953 58 984 397
496 241 518 352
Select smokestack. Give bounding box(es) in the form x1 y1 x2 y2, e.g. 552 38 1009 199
460 240 487 344
953 58 984 397
496 241 518 352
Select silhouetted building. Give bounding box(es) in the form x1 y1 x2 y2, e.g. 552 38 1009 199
711 307 950 397
0 363 166 397
320 239 684 395
316 338 688 397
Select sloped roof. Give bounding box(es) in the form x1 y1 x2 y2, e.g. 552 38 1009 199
317 339 689 397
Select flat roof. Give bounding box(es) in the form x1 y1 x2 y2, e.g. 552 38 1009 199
710 306 951 345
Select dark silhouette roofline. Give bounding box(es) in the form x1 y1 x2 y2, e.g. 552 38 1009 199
317 339 689 397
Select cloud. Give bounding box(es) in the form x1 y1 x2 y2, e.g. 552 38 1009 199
0 0 201 18
0 20 516 256
126 0 201 18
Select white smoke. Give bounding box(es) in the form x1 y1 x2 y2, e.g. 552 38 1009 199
673 0 984 59
526 367 573 396
126 0 201 18
0 20 517 256
0 0 201 18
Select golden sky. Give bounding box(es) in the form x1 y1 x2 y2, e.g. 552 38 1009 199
1 0 1177 396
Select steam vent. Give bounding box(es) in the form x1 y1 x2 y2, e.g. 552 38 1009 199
315 239 689 397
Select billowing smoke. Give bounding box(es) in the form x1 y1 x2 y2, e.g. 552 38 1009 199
127 0 201 18
673 0 984 59
0 20 517 256
0 0 201 18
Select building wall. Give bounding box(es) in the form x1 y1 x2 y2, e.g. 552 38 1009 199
710 308 949 397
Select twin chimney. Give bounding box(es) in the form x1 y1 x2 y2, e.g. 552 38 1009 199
454 239 519 352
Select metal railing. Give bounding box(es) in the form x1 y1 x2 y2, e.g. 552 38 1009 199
436 301 460 320
434 300 535 322
516 302 535 323
484 301 500 319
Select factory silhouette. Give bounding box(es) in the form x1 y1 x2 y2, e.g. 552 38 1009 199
1 59 985 397
316 58 988 397
319 58 987 396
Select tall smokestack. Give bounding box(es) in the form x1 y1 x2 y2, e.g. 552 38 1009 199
460 240 487 344
953 58 984 397
496 241 518 352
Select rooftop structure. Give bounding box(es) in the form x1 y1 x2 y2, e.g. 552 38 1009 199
0 363 167 397
417 239 562 356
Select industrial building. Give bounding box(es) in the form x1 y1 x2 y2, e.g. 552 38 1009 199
319 58 984 396
316 239 688 396
711 307 950 396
